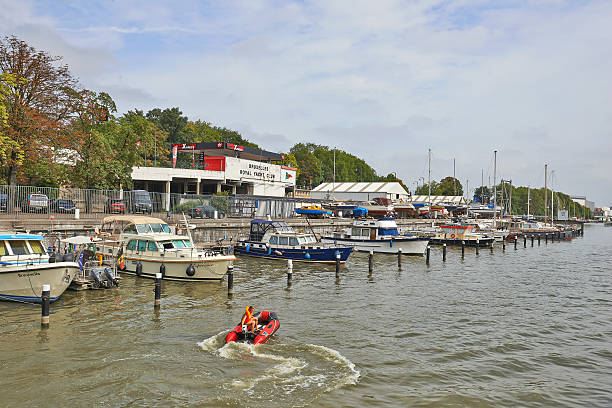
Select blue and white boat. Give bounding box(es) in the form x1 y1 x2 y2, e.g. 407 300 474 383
235 220 353 263
0 233 79 302
321 217 430 255
295 205 332 217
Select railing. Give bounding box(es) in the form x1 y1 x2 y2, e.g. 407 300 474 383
0 184 322 221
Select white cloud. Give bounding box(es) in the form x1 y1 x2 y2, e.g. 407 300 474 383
1 0 611 204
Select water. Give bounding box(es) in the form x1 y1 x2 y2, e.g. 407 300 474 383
1 224 611 407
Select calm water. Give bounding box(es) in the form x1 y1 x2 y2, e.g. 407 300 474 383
1 224 611 407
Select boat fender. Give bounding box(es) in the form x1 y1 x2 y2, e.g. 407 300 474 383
55 254 64 262
186 264 195 276
49 253 56 263
274 250 282 256
159 263 166 278
245 244 250 252
136 262 143 276
451 234 456 238
390 239 393 248
305 252 311 259
267 248 272 255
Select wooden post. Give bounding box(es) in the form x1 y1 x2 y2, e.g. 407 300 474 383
461 240 465 258
514 236 518 250
531 235 534 247
368 250 374 274
475 239 479 255
335 252 341 279
287 259 293 287
426 246 430 265
442 243 447 261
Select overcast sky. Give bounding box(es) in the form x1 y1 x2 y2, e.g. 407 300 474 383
2 0 611 205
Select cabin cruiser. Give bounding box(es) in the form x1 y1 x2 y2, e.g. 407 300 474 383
429 225 494 247
295 204 332 217
0 233 79 302
361 197 394 218
235 220 353 263
507 219 573 240
321 217 429 255
96 216 234 281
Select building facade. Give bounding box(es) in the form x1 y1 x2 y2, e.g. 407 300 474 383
310 182 410 201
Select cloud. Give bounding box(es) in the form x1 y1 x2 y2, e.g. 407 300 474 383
2 0 612 204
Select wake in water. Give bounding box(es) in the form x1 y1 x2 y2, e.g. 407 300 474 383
197 331 360 406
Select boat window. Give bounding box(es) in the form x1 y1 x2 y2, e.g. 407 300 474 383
297 237 306 244
124 224 137 234
173 240 187 248
126 240 137 250
183 240 192 248
161 241 174 250
161 224 171 233
137 240 147 252
361 229 370 237
269 236 278 245
289 237 298 246
29 240 45 254
136 224 152 234
150 223 164 233
8 240 29 255
279 236 289 245
0 241 7 256
351 228 361 236
148 241 158 251
378 228 399 236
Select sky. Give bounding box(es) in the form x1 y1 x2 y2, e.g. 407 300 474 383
2 0 611 205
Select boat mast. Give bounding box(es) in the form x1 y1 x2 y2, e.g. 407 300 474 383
428 148 431 213
493 150 497 226
551 170 555 226
527 186 530 219
544 164 548 225
453 158 456 196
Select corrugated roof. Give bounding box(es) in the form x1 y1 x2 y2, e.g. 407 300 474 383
312 182 408 194
410 195 466 204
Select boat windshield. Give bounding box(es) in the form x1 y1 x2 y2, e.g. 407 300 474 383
136 223 171 234
298 236 317 244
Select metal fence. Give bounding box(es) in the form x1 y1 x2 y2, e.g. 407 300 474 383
0 184 321 221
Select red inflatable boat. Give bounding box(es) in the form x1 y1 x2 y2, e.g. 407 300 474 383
225 311 280 344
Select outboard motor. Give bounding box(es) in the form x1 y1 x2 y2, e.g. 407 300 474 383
90 267 104 289
103 267 119 287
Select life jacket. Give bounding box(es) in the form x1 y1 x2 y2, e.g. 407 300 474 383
243 307 254 323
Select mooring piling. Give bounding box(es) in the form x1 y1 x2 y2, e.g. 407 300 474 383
368 250 374 274
442 243 447 261
426 246 430 265
514 236 518 250
287 259 293 286
41 284 50 327
335 252 341 279
227 264 234 296
476 239 480 255
523 235 527 248
531 235 534 247
538 235 541 246
397 248 402 270
461 240 465 258
154 273 162 308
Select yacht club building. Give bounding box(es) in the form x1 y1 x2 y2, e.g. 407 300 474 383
131 142 296 198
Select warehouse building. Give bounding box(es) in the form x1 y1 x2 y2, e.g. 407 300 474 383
310 182 410 201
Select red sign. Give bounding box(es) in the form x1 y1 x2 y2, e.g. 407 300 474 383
172 145 178 168
226 143 244 152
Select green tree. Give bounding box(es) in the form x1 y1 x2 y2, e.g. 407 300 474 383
437 176 463 196
474 186 491 203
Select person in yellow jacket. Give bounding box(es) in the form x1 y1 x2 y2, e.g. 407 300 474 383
241 306 258 334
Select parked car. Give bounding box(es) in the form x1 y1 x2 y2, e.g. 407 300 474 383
130 190 153 214
105 199 126 214
20 193 50 213
0 193 7 212
188 205 224 219
50 199 76 214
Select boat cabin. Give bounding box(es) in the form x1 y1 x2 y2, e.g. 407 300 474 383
439 225 474 238
331 217 400 240
0 234 48 264
247 220 318 247
99 215 172 237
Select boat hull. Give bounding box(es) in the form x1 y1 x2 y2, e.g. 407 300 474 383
0 262 79 303
120 255 235 281
320 237 429 255
226 311 280 345
235 242 353 263
295 209 332 216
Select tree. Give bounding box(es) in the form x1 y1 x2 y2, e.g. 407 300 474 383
0 36 79 185
146 107 188 146
474 186 491 203
415 181 439 196
437 176 463 196
0 72 23 179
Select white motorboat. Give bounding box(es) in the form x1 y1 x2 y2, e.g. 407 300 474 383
0 233 79 302
96 216 235 281
321 217 429 255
